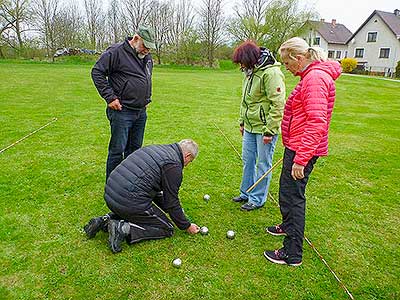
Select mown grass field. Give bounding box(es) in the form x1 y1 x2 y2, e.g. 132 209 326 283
0 60 399 300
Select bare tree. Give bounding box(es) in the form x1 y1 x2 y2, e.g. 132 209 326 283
167 0 195 58
0 0 31 49
121 0 150 32
0 14 15 35
236 0 269 24
0 4 16 58
83 0 103 49
228 0 271 43
107 0 122 44
0 0 16 36
31 0 60 56
198 0 225 67
147 0 172 64
55 1 85 48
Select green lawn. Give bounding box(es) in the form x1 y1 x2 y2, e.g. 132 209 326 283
0 61 399 300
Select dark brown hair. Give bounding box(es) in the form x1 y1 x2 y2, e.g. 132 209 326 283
232 41 260 69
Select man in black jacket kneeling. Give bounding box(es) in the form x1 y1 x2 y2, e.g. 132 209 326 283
84 139 200 253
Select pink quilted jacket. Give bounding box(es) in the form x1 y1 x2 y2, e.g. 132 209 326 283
281 60 342 166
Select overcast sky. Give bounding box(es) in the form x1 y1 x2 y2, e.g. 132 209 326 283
77 0 399 34
191 0 399 33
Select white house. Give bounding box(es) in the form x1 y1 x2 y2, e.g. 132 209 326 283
302 19 352 61
347 9 400 76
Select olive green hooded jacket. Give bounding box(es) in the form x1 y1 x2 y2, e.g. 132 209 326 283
239 58 286 136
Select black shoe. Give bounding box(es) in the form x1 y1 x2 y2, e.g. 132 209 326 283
266 224 286 236
232 196 248 203
84 216 108 239
263 249 302 267
240 202 262 211
108 220 130 253
101 220 109 232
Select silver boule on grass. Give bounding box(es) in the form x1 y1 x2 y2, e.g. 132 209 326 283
203 194 210 201
226 230 235 239
172 258 182 268
200 226 209 235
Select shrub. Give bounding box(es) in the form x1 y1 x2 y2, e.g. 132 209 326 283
341 58 358 73
218 59 237 70
53 54 99 64
395 61 400 78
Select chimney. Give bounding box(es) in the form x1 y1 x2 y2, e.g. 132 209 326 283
394 9 400 16
332 19 337 27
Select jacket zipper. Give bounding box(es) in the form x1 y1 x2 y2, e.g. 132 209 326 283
287 115 293 140
145 60 151 99
260 106 267 125
243 75 254 132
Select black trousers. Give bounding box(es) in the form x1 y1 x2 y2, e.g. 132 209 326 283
107 204 174 244
279 148 318 263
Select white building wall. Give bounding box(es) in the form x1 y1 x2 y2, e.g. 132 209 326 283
327 44 349 60
303 29 329 50
302 29 347 60
318 37 329 51
348 14 400 75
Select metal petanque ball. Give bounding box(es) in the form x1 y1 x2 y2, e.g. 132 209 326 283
200 226 209 235
203 194 210 201
226 230 235 239
172 258 182 268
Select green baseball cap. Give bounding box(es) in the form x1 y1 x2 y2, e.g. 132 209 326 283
137 25 156 49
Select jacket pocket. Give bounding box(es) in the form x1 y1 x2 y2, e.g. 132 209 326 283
259 105 267 125
121 79 148 107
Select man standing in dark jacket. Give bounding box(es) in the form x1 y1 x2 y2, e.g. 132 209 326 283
91 25 155 179
84 139 200 253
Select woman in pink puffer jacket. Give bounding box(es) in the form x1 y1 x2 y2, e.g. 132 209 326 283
264 37 342 266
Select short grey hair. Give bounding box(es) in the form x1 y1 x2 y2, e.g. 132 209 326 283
178 139 199 159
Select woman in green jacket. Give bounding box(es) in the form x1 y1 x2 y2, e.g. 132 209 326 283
232 41 286 211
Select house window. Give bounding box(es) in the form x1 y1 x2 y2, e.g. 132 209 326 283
344 50 348 58
379 48 390 58
314 37 320 45
355 48 364 58
336 51 341 59
367 32 377 42
328 50 335 58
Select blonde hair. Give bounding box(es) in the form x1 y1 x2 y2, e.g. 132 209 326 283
279 37 327 62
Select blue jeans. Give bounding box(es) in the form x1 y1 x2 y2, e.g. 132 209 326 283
240 131 278 207
106 107 147 179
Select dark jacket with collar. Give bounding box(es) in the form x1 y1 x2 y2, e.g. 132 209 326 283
91 37 153 110
104 143 191 230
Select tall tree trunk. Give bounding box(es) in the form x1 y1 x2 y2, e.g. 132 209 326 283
15 19 23 49
156 49 161 64
208 46 214 67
